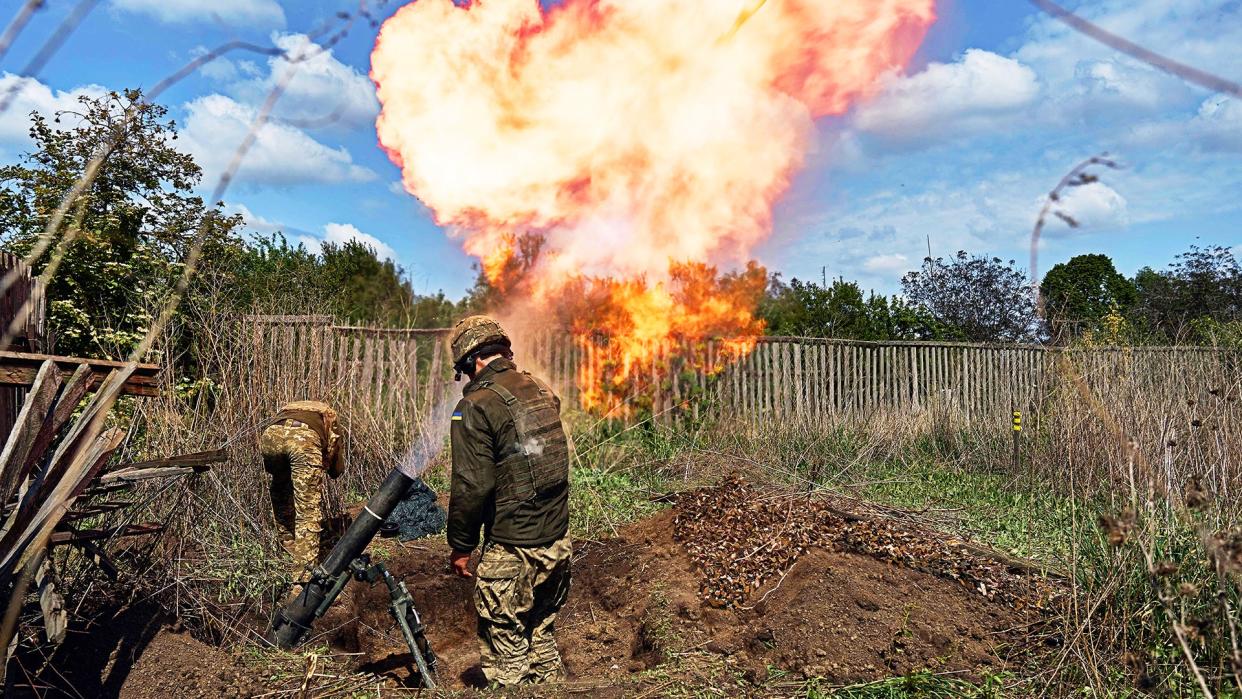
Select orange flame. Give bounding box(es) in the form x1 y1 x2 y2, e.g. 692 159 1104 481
372 0 935 412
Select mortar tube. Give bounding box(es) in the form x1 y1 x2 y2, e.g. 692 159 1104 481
268 467 413 649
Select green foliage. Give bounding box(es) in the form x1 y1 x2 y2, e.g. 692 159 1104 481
855 457 1076 563
1041 254 1137 342
221 232 461 328
569 464 670 539
0 89 244 358
0 89 463 363
901 252 1040 343
1129 245 1242 344
761 276 944 340
807 671 1010 698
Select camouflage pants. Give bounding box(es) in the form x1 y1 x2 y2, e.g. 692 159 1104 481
260 421 326 575
474 535 572 686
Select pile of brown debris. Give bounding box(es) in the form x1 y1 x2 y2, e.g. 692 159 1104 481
673 476 1055 610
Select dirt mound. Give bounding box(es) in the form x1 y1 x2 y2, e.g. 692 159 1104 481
7 602 259 699
15 479 1043 694
338 479 1040 690
675 476 1048 610
116 629 258 699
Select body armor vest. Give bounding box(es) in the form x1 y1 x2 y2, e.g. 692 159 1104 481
475 373 569 508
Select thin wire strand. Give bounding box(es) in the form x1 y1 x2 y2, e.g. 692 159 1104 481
1030 0 1242 99
0 0 99 113
0 0 45 65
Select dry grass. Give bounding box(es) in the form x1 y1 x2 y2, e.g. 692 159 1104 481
86 302 1242 695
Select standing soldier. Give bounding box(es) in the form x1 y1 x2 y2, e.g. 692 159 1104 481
447 316 572 687
259 400 347 575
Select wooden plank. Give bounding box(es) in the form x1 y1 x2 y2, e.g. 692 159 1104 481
827 343 836 416
373 335 389 415
1 425 125 578
107 449 226 472
35 552 66 644
0 360 60 506
675 340 685 419
61 500 134 520
793 342 804 422
959 348 971 420
909 346 919 409
245 314 333 325
766 341 776 417
779 342 790 419
330 325 448 336
100 464 209 486
0 351 158 396
48 522 164 545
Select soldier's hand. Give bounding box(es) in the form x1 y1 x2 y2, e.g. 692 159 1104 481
450 551 473 578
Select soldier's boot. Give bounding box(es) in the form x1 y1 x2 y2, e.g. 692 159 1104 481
527 641 566 683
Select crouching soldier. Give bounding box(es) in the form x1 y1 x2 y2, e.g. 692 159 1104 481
447 316 573 687
259 400 346 575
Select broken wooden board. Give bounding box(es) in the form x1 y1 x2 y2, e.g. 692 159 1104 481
35 554 65 645
0 425 126 579
48 523 163 545
0 351 159 397
109 448 227 472
100 465 210 484
0 360 60 507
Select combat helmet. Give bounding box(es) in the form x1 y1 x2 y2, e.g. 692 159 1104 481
450 315 512 379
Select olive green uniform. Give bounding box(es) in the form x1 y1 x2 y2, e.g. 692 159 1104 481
449 358 572 686
259 401 346 575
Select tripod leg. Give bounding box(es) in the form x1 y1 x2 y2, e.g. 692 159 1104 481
379 569 437 688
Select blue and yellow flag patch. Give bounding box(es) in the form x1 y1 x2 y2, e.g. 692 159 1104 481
451 411 463 421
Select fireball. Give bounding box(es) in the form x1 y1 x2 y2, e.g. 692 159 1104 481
372 0 935 413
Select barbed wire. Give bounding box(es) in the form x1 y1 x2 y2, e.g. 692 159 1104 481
0 1 387 350
0 0 45 65
1030 0 1242 99
0 0 99 113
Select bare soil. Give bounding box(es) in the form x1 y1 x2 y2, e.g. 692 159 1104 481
11 480 1046 696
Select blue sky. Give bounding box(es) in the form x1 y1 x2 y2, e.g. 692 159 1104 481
1 0 1238 299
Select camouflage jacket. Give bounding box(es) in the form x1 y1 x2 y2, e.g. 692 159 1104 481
448 358 570 553
273 400 346 478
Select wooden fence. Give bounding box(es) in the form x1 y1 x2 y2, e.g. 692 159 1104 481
244 316 1241 431
0 253 48 441
240 315 454 428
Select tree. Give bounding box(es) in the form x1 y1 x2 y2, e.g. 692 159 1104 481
901 251 1040 343
1130 245 1242 342
760 276 943 340
1040 253 1137 342
0 89 243 358
223 233 461 328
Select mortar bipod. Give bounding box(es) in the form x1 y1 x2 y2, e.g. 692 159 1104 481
349 554 438 688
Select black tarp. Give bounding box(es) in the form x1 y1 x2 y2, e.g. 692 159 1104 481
384 478 446 541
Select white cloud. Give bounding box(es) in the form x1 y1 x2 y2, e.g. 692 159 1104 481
862 253 911 274
1192 96 1242 152
217 33 378 129
298 222 397 261
228 205 398 260
785 0 1242 294
179 94 376 187
1049 181 1129 234
110 0 284 26
0 74 106 158
226 202 285 235
852 49 1040 144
